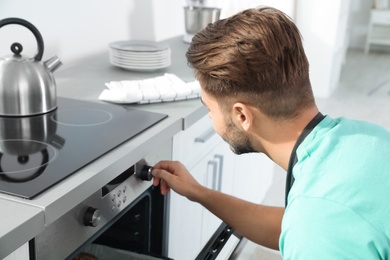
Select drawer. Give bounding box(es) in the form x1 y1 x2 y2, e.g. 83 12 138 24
173 114 222 169
371 10 390 25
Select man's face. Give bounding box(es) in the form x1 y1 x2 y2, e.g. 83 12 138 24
200 89 256 155
223 116 256 155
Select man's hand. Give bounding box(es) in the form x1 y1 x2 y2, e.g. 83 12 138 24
152 160 204 201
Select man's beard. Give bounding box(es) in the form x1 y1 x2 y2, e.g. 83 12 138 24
222 118 256 155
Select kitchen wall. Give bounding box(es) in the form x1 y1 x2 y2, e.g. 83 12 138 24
0 1 377 59
0 0 296 66
0 0 183 65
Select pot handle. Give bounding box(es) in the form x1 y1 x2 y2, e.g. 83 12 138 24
0 17 44 61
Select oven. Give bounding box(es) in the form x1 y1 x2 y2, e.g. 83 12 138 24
31 161 170 260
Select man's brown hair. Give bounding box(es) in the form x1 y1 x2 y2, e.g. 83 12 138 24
186 6 314 120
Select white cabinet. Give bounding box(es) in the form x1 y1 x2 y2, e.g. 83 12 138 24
169 115 235 260
168 182 204 260
232 153 275 204
191 141 236 249
365 9 390 54
168 115 276 259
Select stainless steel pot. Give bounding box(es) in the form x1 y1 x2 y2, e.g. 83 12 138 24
184 6 221 35
0 18 62 117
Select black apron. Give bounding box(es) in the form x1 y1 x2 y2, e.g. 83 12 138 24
285 112 325 207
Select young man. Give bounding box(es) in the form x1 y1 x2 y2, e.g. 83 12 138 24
152 7 390 259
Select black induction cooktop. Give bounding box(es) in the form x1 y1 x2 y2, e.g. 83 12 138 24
0 97 167 199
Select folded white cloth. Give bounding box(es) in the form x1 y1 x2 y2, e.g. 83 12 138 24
99 73 200 104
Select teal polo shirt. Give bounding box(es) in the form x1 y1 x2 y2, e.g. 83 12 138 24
280 116 390 259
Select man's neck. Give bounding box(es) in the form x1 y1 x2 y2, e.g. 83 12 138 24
252 106 320 170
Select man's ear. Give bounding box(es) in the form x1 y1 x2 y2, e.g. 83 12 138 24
232 102 253 131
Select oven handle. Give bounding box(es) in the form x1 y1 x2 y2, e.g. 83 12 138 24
195 222 242 260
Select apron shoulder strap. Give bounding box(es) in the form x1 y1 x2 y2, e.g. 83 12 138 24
285 112 325 207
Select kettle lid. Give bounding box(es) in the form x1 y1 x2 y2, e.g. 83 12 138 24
0 42 34 63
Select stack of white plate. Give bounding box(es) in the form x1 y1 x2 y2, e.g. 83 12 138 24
109 40 171 72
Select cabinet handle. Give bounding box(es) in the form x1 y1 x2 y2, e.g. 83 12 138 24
214 154 224 191
207 161 217 190
195 128 216 143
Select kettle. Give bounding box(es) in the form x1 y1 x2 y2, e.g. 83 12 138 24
0 18 62 117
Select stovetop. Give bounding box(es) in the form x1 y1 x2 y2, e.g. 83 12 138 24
0 97 167 199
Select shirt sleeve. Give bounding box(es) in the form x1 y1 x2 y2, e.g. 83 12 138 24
279 196 388 260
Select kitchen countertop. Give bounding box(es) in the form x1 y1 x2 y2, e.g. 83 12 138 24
0 36 205 258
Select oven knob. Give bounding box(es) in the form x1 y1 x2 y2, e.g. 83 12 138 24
136 165 153 181
83 207 101 227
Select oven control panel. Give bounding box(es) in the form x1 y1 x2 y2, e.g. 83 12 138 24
96 160 153 219
105 178 131 215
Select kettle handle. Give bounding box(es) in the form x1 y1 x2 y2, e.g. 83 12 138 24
0 17 44 61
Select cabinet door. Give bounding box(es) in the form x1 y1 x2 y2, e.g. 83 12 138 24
199 140 236 249
212 141 235 195
233 153 275 204
169 115 222 260
169 147 224 260
169 136 237 259
172 115 221 169
192 151 222 251
169 190 204 260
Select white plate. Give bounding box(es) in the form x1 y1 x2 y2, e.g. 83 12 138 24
110 48 171 58
110 58 171 67
110 59 171 71
109 50 171 60
110 59 170 66
110 60 171 68
110 55 170 63
109 40 170 52
111 64 170 72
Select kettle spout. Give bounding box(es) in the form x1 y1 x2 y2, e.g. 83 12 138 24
44 55 62 72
